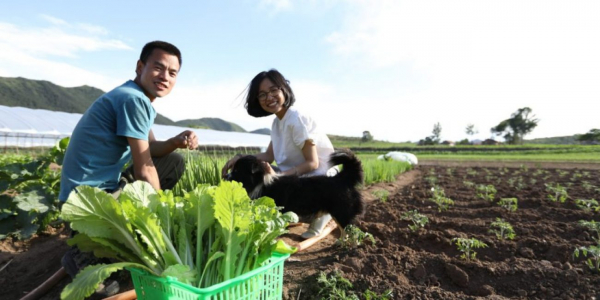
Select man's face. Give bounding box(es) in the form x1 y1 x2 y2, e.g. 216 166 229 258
135 49 180 101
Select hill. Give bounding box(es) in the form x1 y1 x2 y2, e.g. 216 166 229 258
250 128 271 135
0 76 176 125
174 117 247 132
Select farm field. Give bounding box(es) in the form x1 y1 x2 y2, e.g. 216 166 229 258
280 162 600 299
2 160 600 299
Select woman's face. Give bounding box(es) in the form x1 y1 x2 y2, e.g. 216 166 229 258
257 78 287 118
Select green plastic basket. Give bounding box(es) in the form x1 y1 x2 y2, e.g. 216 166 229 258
129 252 290 300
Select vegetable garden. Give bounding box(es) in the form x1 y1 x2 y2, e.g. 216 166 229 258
2 143 600 299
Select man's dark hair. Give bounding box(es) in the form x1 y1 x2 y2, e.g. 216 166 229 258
139 41 182 66
245 69 296 118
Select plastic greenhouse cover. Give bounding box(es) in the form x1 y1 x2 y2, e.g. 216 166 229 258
0 105 270 149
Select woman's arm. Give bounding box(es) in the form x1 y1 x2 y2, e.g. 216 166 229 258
281 140 318 176
221 142 275 177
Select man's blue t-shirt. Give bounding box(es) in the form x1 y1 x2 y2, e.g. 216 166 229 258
58 80 156 201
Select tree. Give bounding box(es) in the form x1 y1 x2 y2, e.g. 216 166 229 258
361 131 374 143
466 124 478 136
490 107 539 145
577 129 600 144
432 122 442 143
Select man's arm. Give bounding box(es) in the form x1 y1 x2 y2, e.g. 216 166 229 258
148 129 198 157
128 137 161 190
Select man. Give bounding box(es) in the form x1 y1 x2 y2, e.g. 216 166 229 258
59 41 197 296
59 40 198 203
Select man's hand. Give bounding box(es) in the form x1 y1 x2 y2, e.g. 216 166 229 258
172 130 198 150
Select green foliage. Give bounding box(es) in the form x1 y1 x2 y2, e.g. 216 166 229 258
339 225 375 249
451 237 488 261
429 186 454 212
361 158 412 185
371 189 389 203
363 289 394 300
0 137 68 240
574 245 600 272
578 220 600 242
401 210 429 232
489 218 516 240
172 151 229 196
577 129 600 143
545 183 569 203
60 181 298 296
316 270 359 300
575 199 599 212
476 184 497 202
361 131 374 143
491 107 539 145
463 180 475 188
498 198 518 212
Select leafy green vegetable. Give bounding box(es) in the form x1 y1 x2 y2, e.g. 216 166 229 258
60 180 297 299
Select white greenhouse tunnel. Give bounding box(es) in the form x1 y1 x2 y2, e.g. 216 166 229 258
0 105 270 150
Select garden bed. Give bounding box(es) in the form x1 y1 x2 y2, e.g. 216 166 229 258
3 162 600 299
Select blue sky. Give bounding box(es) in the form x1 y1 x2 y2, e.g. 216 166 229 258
1 0 599 143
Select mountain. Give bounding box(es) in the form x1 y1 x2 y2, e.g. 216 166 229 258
250 128 271 135
174 118 247 132
0 76 176 125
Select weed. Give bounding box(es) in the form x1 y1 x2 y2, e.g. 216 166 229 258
424 176 438 185
372 189 389 203
363 289 394 300
451 237 488 261
489 218 516 240
401 210 429 232
498 198 518 212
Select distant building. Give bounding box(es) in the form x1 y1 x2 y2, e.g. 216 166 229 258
441 140 455 146
481 139 500 145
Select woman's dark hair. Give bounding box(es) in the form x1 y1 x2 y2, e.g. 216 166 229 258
140 41 182 67
245 69 296 117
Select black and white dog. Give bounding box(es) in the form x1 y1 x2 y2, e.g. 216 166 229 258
225 149 364 238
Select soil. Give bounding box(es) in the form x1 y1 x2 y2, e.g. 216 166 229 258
2 161 600 300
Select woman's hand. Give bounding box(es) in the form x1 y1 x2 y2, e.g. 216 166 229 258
262 161 277 175
221 154 243 178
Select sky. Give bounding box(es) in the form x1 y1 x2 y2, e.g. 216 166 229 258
0 0 598 143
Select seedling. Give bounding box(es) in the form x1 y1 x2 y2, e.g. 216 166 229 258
489 218 516 240
429 186 454 212
574 245 600 272
582 181 596 192
463 180 475 188
498 198 518 212
476 184 497 202
575 199 599 212
558 170 569 178
424 176 438 185
466 168 478 176
363 289 394 300
451 237 488 261
545 183 568 203
371 189 389 203
446 168 454 177
529 178 537 186
578 220 600 242
339 225 375 249
316 270 359 300
401 210 429 232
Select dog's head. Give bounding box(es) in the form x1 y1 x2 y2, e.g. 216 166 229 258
225 155 266 197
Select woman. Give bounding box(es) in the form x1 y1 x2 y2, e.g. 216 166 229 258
222 69 335 239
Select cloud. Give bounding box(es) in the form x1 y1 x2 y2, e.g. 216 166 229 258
0 16 132 90
323 0 600 141
259 0 293 13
